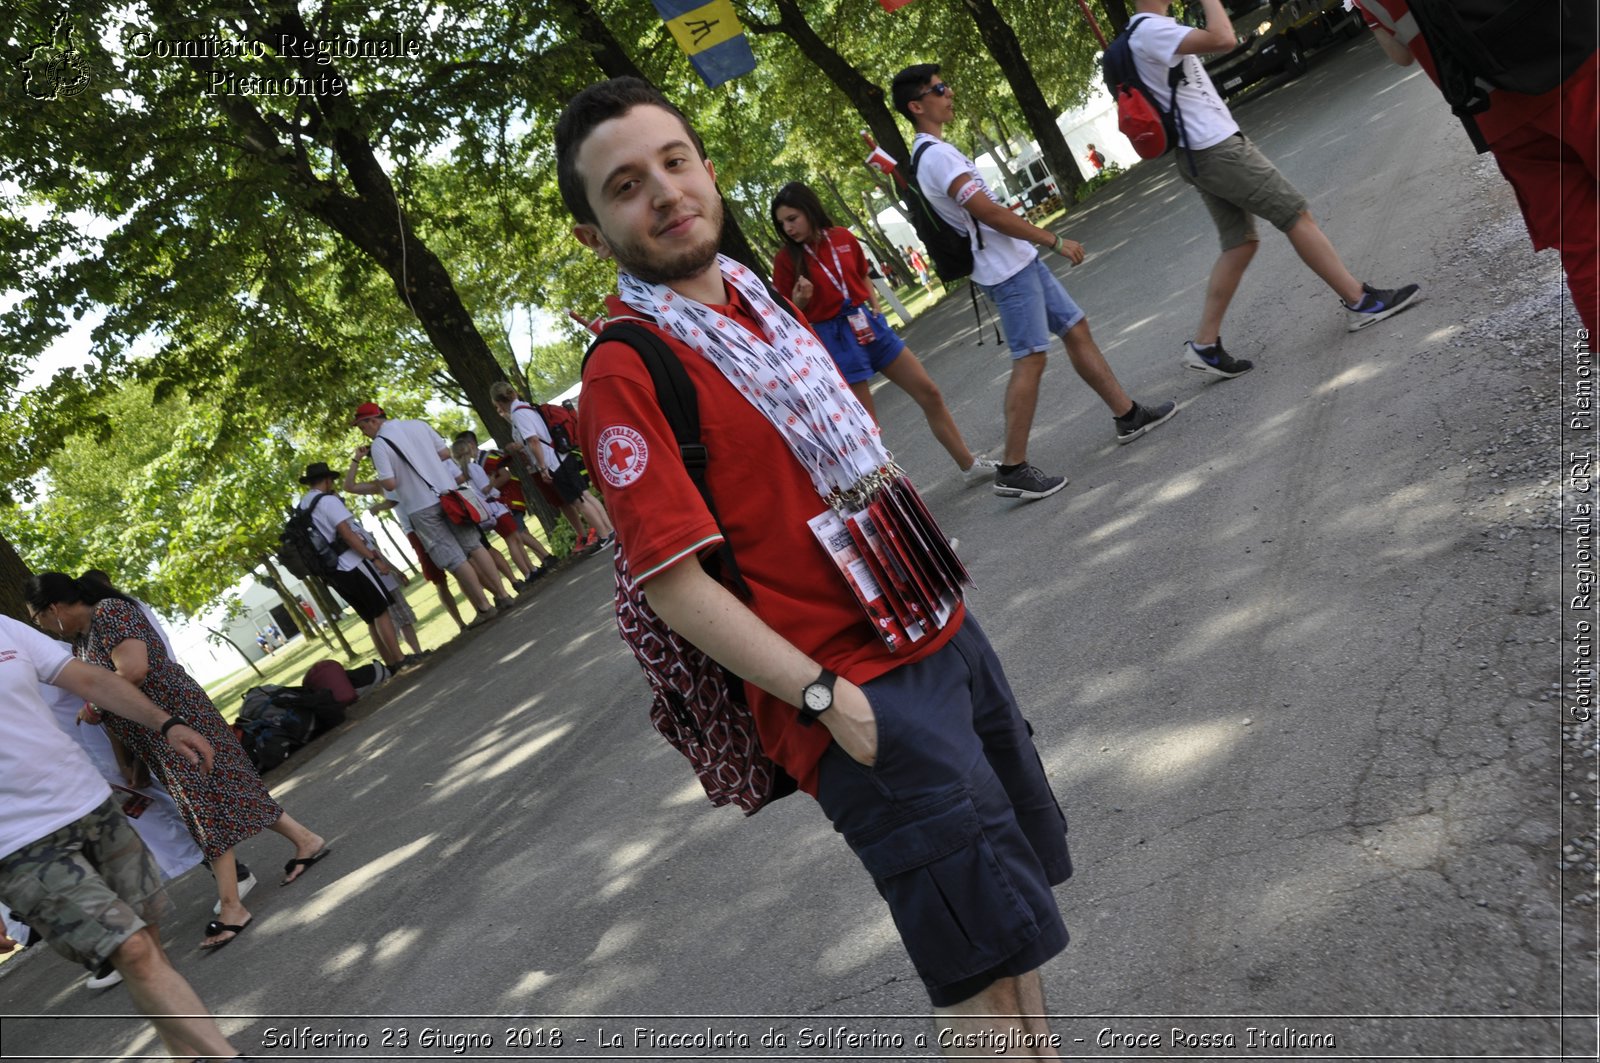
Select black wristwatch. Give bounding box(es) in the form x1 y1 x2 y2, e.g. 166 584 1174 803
798 668 837 726
159 717 187 737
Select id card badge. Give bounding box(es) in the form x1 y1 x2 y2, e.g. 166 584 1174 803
846 308 876 346
808 509 910 652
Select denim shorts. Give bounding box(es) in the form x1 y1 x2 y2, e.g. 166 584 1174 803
978 257 1086 358
814 615 1072 1006
812 305 905 384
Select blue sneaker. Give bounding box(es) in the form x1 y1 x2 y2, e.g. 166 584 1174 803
1344 282 1422 331
1182 340 1254 379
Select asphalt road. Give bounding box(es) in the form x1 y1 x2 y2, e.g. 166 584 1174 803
3 35 1592 1063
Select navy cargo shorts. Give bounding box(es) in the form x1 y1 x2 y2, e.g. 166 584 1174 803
815 614 1072 1006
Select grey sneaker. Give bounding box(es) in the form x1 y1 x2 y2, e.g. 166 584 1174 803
993 464 1068 501
1114 400 1178 444
1344 282 1422 331
467 606 499 628
961 456 1000 487
1182 340 1254 379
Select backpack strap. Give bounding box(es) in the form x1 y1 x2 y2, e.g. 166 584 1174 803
911 138 986 250
583 320 752 600
1125 15 1198 176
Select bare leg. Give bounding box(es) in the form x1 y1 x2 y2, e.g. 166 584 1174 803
576 493 612 536
398 623 422 655
514 527 553 563
202 850 249 947
848 380 878 421
1060 319 1133 415
1002 352 1047 466
486 544 516 581
269 812 327 885
1195 239 1259 345
559 503 592 541
1284 211 1363 304
878 350 977 469
450 563 492 611
434 580 466 630
468 548 514 604
112 927 238 1059
368 612 404 668
500 530 535 578
934 969 1059 1059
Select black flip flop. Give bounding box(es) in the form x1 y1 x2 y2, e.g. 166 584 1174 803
281 846 332 886
199 917 252 951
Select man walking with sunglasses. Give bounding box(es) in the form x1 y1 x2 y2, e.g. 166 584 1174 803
893 63 1175 502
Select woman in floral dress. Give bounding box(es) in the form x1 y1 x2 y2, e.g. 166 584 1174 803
25 573 330 949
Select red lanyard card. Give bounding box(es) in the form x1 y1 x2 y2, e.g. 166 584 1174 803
807 509 913 652
846 508 928 642
868 494 949 628
889 475 971 590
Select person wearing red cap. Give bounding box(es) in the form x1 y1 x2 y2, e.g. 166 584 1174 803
351 403 510 625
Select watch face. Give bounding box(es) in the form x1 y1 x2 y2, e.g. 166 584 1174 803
804 684 831 713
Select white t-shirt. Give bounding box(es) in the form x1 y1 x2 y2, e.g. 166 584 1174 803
298 489 363 572
507 402 558 471
0 616 112 859
1125 13 1240 150
382 488 414 535
371 419 453 516
911 133 1039 288
463 463 510 522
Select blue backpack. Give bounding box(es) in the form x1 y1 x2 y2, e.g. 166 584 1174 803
1102 15 1196 174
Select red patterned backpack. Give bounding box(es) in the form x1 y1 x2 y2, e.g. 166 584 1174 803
584 320 798 815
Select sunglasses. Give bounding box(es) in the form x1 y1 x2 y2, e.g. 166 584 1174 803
916 82 953 99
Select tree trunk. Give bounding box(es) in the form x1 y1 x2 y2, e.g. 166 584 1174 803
558 0 766 277
374 516 418 580
1102 0 1132 36
0 531 32 624
257 558 331 648
861 191 912 278
973 127 1024 195
818 173 898 272
960 0 1085 202
306 576 359 661
204 626 267 680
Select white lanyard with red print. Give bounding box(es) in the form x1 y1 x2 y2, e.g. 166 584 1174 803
615 257 966 651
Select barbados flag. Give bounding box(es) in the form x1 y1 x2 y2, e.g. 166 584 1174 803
653 0 757 88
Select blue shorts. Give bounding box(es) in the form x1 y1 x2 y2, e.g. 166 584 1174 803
978 256 1086 359
814 615 1072 1006
811 305 905 384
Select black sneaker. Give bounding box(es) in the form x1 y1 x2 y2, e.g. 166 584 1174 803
1182 340 1254 379
1344 282 1422 331
1114 400 1178 444
993 464 1068 501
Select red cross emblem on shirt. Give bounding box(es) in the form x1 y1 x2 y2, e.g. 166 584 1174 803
597 425 649 488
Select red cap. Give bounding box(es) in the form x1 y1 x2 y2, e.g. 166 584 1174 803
351 402 385 424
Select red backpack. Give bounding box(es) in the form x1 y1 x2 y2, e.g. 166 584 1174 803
1102 16 1196 173
536 402 580 456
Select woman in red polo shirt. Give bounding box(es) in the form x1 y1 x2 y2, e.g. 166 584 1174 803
770 182 993 485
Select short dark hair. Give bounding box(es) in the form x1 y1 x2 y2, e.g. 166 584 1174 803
555 76 707 226
890 63 941 123
454 429 479 444
769 181 834 250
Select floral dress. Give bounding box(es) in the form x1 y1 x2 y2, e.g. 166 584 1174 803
81 598 281 859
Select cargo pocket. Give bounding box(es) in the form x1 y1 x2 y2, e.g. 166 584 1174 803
847 789 1039 987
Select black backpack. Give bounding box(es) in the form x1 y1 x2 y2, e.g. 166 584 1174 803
1102 15 1195 174
581 319 797 816
239 684 337 742
278 492 342 580
1405 0 1595 151
904 140 984 283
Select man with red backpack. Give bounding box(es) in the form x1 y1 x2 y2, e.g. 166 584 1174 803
1122 0 1423 377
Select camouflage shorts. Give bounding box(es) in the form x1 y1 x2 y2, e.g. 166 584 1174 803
0 797 171 971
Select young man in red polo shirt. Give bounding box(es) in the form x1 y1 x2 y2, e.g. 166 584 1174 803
558 77 1072 1045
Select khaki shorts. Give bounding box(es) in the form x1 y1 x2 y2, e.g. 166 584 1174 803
1179 134 1308 250
0 798 170 970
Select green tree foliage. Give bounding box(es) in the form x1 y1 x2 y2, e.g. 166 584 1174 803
0 0 1112 617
